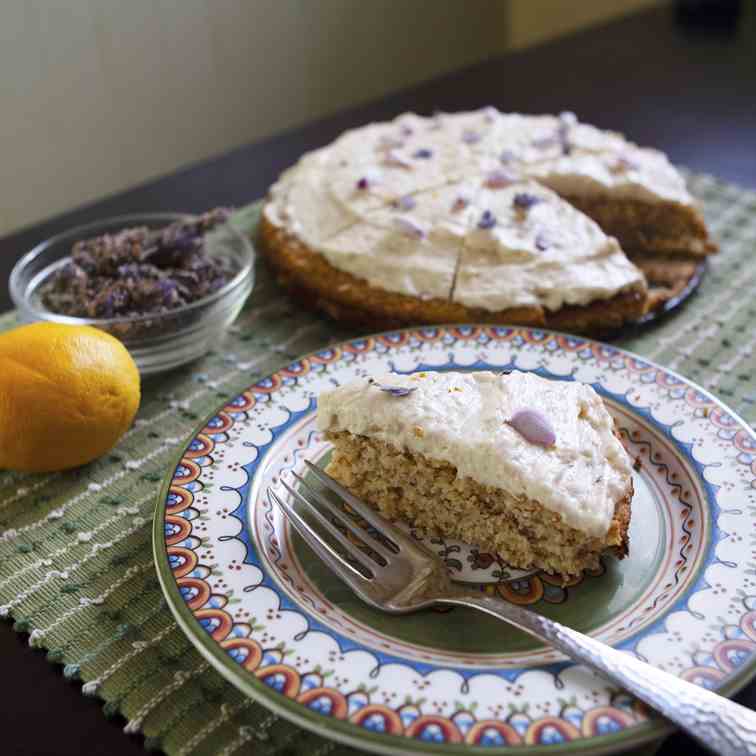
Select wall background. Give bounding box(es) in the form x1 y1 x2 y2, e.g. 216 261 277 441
0 0 655 236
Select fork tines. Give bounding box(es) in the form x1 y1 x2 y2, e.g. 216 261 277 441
266 462 414 587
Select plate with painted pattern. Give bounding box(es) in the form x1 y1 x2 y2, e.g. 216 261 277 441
153 325 756 755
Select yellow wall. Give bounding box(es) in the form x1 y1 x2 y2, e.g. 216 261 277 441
0 1 506 235
0 1 660 235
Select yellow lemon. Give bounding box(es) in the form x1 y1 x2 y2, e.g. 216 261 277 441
0 323 140 472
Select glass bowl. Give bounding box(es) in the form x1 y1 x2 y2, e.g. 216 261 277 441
10 213 254 375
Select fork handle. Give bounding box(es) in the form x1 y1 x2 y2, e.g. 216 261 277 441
439 593 756 756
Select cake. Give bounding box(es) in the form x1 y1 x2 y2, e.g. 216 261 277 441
316 370 633 578
261 109 715 332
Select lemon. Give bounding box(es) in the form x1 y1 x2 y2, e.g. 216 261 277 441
0 323 140 472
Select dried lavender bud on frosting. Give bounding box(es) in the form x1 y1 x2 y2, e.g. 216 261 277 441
413 148 433 159
483 106 498 123
610 156 639 174
383 150 413 169
394 217 426 240
478 210 497 229
377 135 404 150
513 193 542 211
391 195 417 211
451 196 470 212
39 208 236 319
368 378 417 397
535 232 550 251
531 136 558 150
505 409 556 447
484 170 517 189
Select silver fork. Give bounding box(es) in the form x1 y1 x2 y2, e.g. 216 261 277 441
268 461 756 756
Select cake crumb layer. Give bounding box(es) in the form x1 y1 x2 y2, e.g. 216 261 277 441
325 431 631 579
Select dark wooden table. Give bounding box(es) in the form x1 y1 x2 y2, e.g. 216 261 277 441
1 5 755 755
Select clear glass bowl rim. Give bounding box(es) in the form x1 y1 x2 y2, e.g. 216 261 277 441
9 212 255 328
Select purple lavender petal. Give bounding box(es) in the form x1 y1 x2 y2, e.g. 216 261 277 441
394 217 426 239
484 170 516 189
531 136 557 150
383 149 413 169
391 195 416 211
505 409 556 447
377 135 404 150
412 148 433 159
356 177 369 190
610 155 639 174
381 385 415 397
499 149 516 164
559 111 578 126
451 196 469 213
158 278 180 306
478 210 497 230
535 233 549 251
513 193 542 211
462 129 481 144
368 378 416 397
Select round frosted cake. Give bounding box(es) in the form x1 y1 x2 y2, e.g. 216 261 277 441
260 109 715 332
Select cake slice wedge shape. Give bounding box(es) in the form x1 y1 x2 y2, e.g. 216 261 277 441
452 181 647 331
316 370 633 578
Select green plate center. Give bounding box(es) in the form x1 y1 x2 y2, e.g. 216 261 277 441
291 469 667 656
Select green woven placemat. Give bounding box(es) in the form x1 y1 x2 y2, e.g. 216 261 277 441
1 171 754 756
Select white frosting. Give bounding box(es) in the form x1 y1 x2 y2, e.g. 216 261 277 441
317 370 633 537
526 149 692 205
263 109 689 309
454 181 642 310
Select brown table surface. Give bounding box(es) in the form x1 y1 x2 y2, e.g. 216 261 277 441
1 5 755 755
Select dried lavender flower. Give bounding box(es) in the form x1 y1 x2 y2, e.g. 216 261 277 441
478 210 497 230
391 195 417 211
413 148 433 159
462 129 481 144
505 409 556 447
380 385 416 397
451 196 470 213
559 111 578 126
610 155 639 174
39 208 236 320
513 193 542 211
534 232 550 251
394 217 426 240
484 170 516 189
531 136 557 150
377 135 404 150
483 106 498 123
356 177 369 190
383 149 413 169
368 378 416 397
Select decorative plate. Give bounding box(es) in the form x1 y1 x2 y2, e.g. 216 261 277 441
153 325 756 755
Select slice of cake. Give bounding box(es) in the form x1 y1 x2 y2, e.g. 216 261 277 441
316 370 633 578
